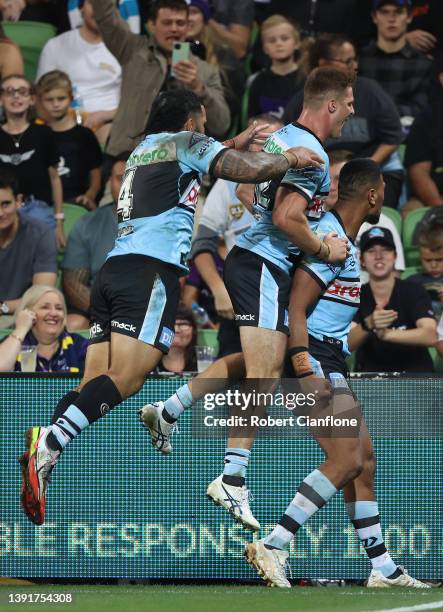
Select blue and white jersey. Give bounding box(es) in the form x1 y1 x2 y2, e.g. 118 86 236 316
300 211 360 355
107 131 226 272
236 122 330 274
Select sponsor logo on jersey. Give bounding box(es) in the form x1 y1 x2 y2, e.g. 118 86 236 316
235 314 255 321
89 322 103 339
111 320 137 332
100 402 111 415
127 143 175 167
229 204 245 220
306 195 325 219
159 326 174 348
263 135 287 155
189 132 208 148
325 279 361 304
117 224 134 238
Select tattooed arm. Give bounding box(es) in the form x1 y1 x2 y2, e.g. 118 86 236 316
63 268 91 313
212 147 324 184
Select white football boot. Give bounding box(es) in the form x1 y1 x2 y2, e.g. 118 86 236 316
139 402 177 454
244 539 291 588
206 475 260 532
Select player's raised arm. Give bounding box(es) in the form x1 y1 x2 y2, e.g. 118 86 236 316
212 147 324 184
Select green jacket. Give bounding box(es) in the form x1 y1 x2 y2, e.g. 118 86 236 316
91 0 231 155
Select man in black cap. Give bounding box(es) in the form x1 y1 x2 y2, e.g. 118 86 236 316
349 226 437 372
359 0 433 124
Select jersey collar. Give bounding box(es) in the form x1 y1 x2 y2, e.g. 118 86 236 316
330 209 355 245
292 121 324 147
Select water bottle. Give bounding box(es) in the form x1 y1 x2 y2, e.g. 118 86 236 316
191 302 210 328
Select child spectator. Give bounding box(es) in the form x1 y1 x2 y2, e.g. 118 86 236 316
37 70 103 210
0 74 65 247
409 217 443 319
247 15 303 120
36 0 122 145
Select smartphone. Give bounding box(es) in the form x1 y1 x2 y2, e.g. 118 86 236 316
171 42 191 76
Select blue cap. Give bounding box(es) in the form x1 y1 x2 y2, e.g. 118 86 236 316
373 0 411 9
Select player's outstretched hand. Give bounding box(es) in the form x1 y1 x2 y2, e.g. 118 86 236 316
228 120 272 152
323 232 348 263
285 147 324 169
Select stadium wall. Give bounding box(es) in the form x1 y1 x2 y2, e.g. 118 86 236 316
1 374 441 580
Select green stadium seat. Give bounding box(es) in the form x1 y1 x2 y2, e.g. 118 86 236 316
1 21 56 82
381 206 402 236
63 202 89 238
401 266 421 280
429 347 443 373
57 203 89 264
77 329 90 340
402 207 428 267
345 352 356 373
197 329 219 354
0 328 11 340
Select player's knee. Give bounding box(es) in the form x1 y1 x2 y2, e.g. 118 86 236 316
108 371 144 399
334 447 363 481
362 450 376 479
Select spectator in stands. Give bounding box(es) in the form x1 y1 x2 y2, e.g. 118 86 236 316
403 52 443 214
90 0 230 156
207 0 254 60
324 150 406 277
283 34 405 209
0 170 57 329
36 0 122 145
36 70 102 211
61 153 127 330
409 216 443 319
0 74 65 246
153 303 197 373
0 23 24 79
185 0 242 122
358 0 433 126
68 0 141 33
247 15 303 120
0 285 88 372
191 113 282 356
349 226 437 372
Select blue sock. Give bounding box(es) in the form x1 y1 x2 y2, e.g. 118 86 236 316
222 448 250 485
265 469 337 550
49 404 90 449
163 383 193 422
346 501 400 578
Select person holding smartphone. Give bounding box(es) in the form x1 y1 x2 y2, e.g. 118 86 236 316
90 0 231 157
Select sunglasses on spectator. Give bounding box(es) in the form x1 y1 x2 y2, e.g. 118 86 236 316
330 57 357 66
0 87 32 98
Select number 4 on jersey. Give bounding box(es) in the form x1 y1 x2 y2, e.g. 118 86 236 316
118 168 136 221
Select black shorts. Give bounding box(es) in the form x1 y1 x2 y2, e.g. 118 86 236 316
224 246 291 335
89 254 181 353
284 336 351 393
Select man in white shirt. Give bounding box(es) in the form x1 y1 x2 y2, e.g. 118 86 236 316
37 0 121 144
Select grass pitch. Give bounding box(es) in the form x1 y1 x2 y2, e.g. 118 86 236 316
1 584 443 612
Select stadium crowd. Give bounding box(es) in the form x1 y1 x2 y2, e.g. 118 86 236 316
0 0 443 373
